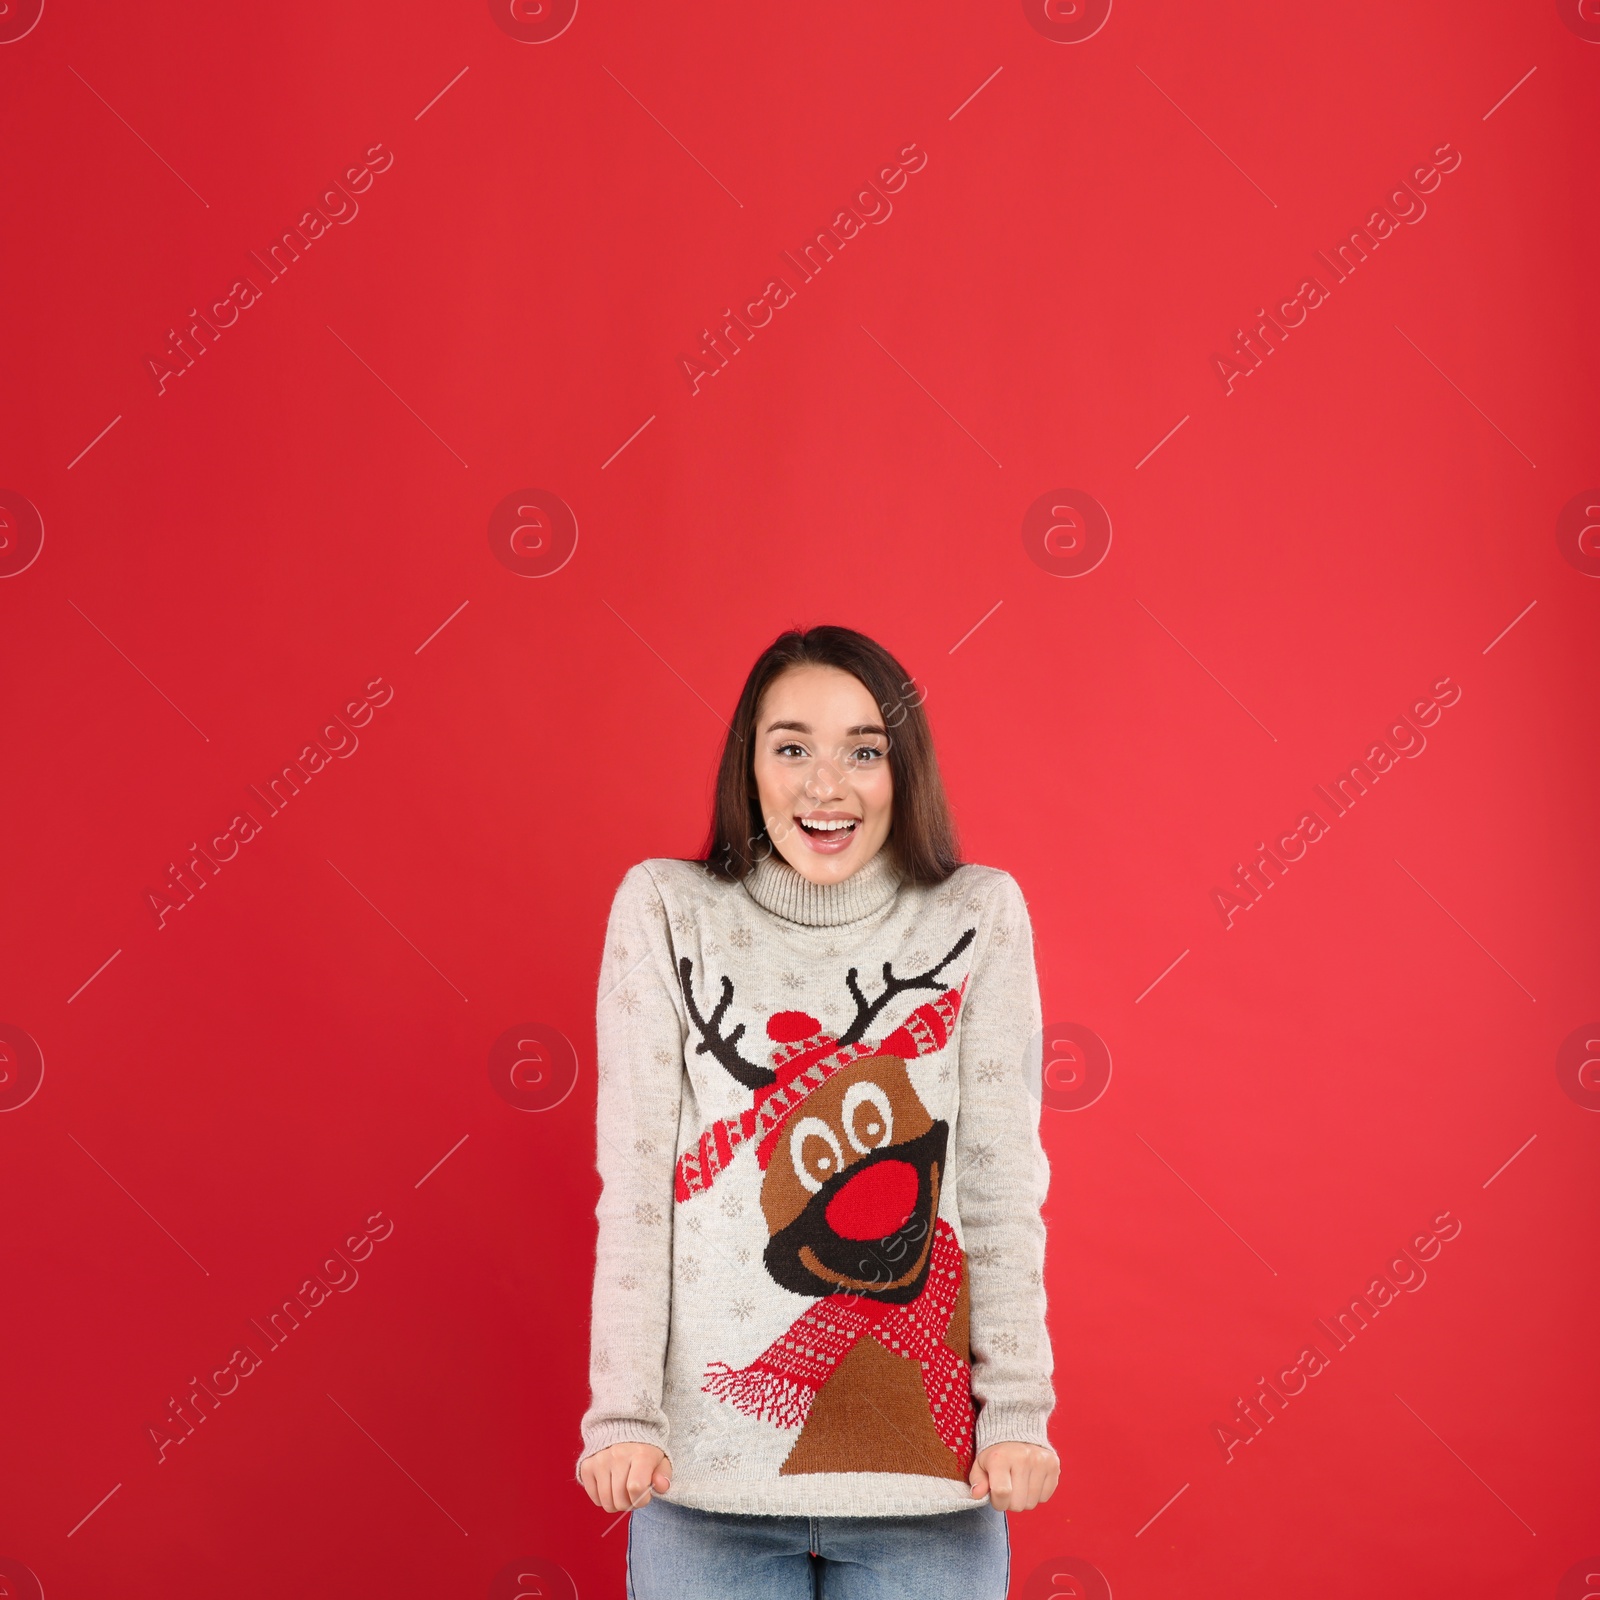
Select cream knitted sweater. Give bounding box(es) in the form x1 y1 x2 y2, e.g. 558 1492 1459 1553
578 845 1054 1517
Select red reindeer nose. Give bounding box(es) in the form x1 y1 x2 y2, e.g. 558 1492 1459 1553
824 1159 918 1241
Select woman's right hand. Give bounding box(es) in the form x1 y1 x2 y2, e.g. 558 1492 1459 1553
579 1442 673 1513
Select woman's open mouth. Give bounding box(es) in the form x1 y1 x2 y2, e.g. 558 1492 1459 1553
796 815 859 853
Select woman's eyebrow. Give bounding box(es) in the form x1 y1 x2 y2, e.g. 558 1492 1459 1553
764 720 889 737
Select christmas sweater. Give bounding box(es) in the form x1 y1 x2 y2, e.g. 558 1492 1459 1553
577 845 1054 1517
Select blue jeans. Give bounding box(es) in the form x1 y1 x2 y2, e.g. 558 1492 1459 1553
625 1495 1009 1600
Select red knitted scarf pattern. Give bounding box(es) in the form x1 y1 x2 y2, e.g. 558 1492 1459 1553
700 1217 974 1463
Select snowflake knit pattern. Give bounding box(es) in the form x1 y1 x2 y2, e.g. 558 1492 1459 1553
579 844 1054 1518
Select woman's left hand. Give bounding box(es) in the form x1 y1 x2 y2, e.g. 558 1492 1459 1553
969 1441 1059 1511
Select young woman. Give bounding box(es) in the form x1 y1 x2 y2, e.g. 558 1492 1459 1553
577 625 1057 1598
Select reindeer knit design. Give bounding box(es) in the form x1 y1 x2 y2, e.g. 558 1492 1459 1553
674 984 965 1201
579 846 1054 1519
701 1217 974 1462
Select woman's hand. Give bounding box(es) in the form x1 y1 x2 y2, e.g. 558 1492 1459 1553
579 1442 673 1513
969 1441 1059 1511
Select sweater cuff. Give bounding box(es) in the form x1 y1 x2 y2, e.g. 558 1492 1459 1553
575 1418 671 1482
974 1403 1055 1457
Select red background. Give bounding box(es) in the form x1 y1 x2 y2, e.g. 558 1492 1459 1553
2 1 1597 1595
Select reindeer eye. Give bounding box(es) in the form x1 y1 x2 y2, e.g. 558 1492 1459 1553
841 1081 893 1154
790 1117 844 1194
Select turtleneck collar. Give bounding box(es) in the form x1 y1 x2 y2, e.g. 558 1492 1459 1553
741 844 902 927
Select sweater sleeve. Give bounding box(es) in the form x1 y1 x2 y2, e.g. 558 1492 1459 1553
951 869 1056 1456
576 862 687 1472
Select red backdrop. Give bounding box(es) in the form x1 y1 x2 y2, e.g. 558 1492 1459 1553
2 2 1597 1595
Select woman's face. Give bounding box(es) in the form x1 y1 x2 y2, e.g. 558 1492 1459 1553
751 664 894 884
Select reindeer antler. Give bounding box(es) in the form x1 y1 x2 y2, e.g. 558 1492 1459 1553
678 957 777 1091
835 926 976 1048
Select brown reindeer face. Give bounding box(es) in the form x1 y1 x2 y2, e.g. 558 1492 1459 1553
759 1054 948 1305
674 923 975 1300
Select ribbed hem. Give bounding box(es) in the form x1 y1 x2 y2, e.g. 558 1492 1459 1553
741 844 901 927
574 1419 669 1483
663 1469 989 1518
973 1403 1055 1456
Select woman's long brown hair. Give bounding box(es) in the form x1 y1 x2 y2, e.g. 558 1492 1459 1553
693 625 963 886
